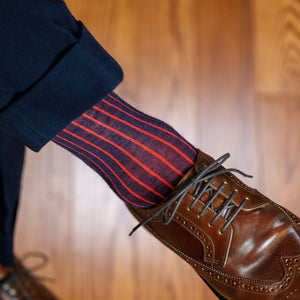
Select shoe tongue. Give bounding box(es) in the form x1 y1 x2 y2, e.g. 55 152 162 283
195 149 215 172
202 188 228 210
189 180 226 210
178 150 230 212
177 167 195 186
193 150 230 211
177 149 215 187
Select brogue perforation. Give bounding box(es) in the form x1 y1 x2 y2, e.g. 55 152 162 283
127 149 300 299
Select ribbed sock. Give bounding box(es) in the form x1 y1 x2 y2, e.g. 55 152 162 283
52 92 197 207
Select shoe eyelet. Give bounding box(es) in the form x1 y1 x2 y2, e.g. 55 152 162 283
187 207 191 212
197 214 201 219
8 289 17 297
208 223 213 227
223 181 228 185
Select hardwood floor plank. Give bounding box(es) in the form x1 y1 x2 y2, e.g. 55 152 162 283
254 0 300 95
253 0 300 215
255 95 300 216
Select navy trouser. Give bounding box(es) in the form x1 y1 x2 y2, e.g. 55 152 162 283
0 130 25 266
0 0 123 265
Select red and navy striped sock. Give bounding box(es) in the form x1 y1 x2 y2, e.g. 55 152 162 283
52 92 197 208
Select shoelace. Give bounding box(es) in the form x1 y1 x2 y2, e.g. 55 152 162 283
130 153 252 236
0 252 54 300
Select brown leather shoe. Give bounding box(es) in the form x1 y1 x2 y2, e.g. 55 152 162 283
128 149 300 300
0 255 58 300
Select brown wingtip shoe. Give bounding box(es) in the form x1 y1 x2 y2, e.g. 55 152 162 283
127 149 300 300
0 254 59 300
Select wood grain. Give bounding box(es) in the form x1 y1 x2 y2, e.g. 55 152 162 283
254 0 300 95
14 1 300 299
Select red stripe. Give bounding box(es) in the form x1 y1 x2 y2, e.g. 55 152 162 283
70 121 175 189
80 115 185 177
53 138 145 207
101 98 197 155
62 128 168 200
108 93 164 123
54 136 155 206
93 105 195 165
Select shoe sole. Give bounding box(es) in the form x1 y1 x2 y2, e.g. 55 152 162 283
200 275 228 300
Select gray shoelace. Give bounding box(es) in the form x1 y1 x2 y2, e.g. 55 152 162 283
130 153 252 236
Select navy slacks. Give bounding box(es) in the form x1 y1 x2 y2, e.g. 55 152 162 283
0 0 123 265
0 130 25 266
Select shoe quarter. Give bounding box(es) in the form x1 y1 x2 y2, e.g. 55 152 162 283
168 193 233 267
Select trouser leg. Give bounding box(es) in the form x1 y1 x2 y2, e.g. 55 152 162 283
0 130 25 266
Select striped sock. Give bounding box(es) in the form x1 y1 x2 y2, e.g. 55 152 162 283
52 92 197 208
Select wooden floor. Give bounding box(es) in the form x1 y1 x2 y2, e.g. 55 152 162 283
15 1 300 299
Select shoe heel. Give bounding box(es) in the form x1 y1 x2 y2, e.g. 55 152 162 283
200 276 228 300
